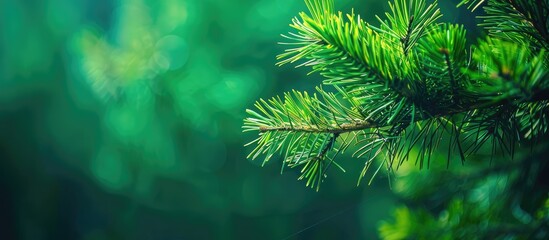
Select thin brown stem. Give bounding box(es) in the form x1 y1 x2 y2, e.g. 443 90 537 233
259 89 549 134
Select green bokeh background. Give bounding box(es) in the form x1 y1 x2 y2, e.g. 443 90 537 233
1 0 480 239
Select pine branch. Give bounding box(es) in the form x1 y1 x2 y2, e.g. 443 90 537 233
277 8 407 91
254 89 549 134
255 36 549 134
244 0 549 190
276 0 448 132
374 0 442 56
418 24 468 106
458 0 487 11
466 37 549 102
461 0 549 61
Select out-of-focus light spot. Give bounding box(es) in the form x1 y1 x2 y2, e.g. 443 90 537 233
246 0 297 33
168 48 223 128
257 0 295 19
153 52 170 71
105 104 151 141
173 95 210 128
154 35 188 71
157 0 189 32
91 147 131 190
207 72 261 111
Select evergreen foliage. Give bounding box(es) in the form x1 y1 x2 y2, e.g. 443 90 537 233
244 0 549 238
244 0 549 191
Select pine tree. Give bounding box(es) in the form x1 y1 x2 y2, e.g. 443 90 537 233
243 0 549 237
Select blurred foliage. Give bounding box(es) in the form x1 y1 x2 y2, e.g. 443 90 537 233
1 0 544 239
1 0 400 239
379 145 549 239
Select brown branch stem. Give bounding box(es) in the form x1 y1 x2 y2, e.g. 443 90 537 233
258 88 549 134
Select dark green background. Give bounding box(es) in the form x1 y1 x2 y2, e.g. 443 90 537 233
0 0 479 239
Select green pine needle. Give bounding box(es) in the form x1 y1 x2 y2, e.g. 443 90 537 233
243 0 549 190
